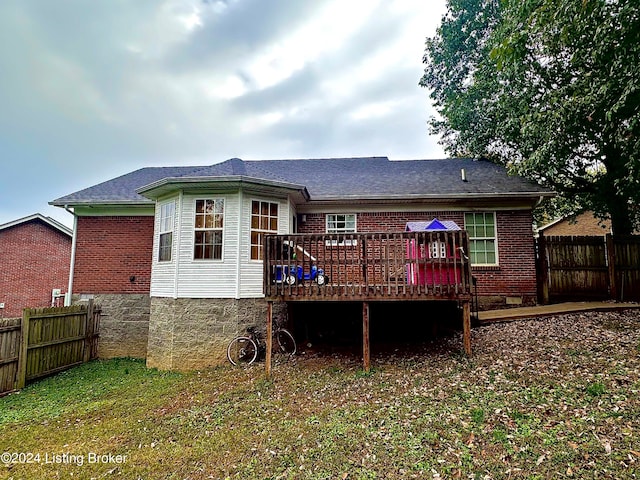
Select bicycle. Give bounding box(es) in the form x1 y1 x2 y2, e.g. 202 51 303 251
227 324 297 366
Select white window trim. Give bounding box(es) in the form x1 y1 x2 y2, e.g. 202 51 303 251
158 200 175 262
326 213 358 246
250 199 279 262
193 197 225 262
464 211 499 266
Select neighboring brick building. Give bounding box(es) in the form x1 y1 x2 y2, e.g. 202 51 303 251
0 214 72 318
538 211 612 236
51 157 552 370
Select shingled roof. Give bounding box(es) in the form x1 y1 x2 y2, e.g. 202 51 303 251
50 157 551 206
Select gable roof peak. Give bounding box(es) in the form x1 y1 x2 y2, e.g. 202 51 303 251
0 213 72 237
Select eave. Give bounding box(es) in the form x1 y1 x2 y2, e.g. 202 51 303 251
136 175 310 203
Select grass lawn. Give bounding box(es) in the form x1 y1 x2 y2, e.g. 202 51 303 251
1 310 639 479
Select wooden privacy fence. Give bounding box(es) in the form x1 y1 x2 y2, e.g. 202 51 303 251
538 233 640 303
0 301 100 396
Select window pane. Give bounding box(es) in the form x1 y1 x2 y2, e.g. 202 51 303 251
250 201 278 259
159 232 172 261
327 214 356 233
465 213 497 264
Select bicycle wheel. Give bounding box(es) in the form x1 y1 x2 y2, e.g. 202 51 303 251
276 328 297 356
227 336 258 366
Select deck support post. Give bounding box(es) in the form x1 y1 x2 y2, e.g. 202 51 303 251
362 301 370 372
462 299 471 355
266 301 273 379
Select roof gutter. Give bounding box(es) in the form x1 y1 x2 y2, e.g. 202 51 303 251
310 191 555 202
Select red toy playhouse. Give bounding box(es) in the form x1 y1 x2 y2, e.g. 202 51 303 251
405 219 464 287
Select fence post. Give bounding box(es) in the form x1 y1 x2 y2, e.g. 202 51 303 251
83 299 94 363
538 233 550 304
606 234 618 301
15 309 30 390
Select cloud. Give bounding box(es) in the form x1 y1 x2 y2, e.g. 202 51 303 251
0 0 447 227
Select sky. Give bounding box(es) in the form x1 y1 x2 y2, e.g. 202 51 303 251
0 0 448 229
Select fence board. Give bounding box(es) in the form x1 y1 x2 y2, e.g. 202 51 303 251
614 235 640 302
1 302 100 395
538 234 640 302
0 318 21 396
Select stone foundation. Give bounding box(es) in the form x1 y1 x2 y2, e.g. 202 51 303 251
147 297 286 371
73 294 150 359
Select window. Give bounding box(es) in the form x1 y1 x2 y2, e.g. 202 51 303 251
158 201 175 262
194 199 224 260
326 214 357 246
464 212 497 265
430 241 447 259
251 200 278 260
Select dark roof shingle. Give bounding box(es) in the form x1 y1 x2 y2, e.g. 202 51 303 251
51 157 550 206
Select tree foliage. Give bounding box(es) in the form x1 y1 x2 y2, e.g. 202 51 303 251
421 0 640 233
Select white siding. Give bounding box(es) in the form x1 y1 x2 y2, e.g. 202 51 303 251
150 197 178 297
238 195 293 298
150 189 297 299
175 193 240 298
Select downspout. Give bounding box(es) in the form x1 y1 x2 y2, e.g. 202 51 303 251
64 205 77 306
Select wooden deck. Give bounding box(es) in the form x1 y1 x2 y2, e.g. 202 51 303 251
263 232 474 375
263 232 473 302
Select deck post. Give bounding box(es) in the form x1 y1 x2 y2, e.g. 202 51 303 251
362 301 370 372
266 301 273 379
462 299 471 355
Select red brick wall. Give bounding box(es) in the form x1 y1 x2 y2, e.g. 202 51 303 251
73 216 154 294
298 210 537 301
473 211 537 299
0 221 72 317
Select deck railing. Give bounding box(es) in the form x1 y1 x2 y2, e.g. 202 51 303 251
264 231 472 301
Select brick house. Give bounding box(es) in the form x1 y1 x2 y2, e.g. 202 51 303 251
538 211 612 236
0 214 72 318
51 157 552 370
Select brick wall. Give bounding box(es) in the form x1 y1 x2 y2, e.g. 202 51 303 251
73 216 154 294
0 221 71 317
298 210 538 305
473 210 538 305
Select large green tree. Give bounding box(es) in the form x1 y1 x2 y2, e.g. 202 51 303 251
421 0 640 233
